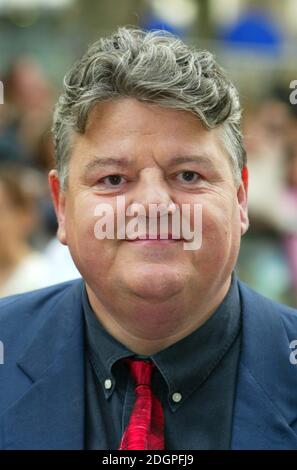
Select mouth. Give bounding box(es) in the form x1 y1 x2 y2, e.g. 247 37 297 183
125 233 183 244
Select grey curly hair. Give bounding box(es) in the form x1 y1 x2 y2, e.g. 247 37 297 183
52 27 246 189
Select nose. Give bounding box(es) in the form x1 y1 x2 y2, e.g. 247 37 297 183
131 168 173 212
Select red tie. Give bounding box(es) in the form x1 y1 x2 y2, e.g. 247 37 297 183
118 359 165 450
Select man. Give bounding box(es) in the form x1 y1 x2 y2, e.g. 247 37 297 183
0 27 297 450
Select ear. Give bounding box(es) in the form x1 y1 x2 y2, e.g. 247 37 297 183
48 169 67 245
237 166 249 236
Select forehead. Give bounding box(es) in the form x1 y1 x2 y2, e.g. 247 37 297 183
85 98 217 141
71 98 230 170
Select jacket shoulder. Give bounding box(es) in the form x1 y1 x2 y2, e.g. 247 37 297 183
0 280 83 356
238 279 297 337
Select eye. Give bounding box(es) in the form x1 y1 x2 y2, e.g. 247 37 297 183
176 171 201 184
99 175 126 187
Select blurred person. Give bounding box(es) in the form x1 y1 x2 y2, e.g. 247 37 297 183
34 127 55 173
243 98 291 230
0 57 54 167
237 98 294 303
0 164 53 297
282 145 297 303
0 27 297 451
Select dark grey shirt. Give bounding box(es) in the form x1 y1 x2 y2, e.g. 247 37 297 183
83 273 242 450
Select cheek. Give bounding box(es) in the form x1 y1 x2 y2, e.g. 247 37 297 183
194 197 241 261
64 196 118 272
66 193 120 239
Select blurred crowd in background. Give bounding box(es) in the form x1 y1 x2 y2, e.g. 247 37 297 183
0 0 297 307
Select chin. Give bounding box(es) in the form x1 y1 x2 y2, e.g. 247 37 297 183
125 266 186 302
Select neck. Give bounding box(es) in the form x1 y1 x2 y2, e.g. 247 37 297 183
86 277 231 355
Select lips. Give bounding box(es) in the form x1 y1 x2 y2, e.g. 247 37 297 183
125 233 182 241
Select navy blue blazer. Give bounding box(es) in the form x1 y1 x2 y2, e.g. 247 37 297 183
0 278 297 449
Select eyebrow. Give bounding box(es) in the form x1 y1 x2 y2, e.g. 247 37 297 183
82 157 132 179
83 154 217 177
168 155 217 171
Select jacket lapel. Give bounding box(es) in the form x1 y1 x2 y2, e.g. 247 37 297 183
2 280 85 450
231 281 297 449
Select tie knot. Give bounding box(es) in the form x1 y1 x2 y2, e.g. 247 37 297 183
125 358 154 387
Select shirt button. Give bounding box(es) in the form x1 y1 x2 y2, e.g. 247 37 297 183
172 392 182 403
104 379 112 390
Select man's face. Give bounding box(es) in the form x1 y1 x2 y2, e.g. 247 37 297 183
49 98 248 336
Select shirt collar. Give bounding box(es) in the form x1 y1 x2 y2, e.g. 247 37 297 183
83 289 132 399
83 271 241 409
152 272 241 410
